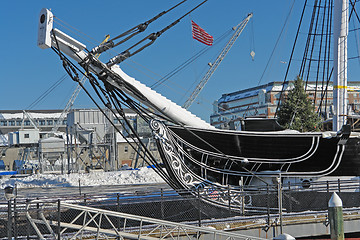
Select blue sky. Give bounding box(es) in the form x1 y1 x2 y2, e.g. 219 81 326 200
0 1 329 121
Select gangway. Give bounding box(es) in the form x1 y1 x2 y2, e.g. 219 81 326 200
25 200 265 240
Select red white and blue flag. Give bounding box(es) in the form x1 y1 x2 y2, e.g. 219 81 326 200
191 20 213 46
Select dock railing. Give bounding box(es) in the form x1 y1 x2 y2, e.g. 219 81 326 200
1 177 360 239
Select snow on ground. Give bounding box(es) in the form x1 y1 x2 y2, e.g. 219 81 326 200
0 167 164 189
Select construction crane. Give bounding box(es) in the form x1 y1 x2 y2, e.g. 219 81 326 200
51 35 110 134
182 13 253 109
22 110 39 130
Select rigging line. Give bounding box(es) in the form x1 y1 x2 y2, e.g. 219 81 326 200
352 18 360 67
320 0 332 117
101 20 230 99
26 74 68 110
312 0 328 105
178 23 244 103
350 27 360 32
114 86 176 125
249 17 255 53
317 68 333 115
300 0 319 82
53 43 176 185
349 0 360 22
98 61 240 167
324 0 333 118
109 0 187 45
257 0 296 86
106 0 209 66
349 0 360 68
51 30 267 184
275 0 308 117
103 92 177 187
151 28 233 89
63 58 176 186
53 47 270 188
53 18 101 47
90 81 154 163
116 92 175 124
105 93 178 187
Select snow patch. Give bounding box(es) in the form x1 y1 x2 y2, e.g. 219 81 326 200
0 167 164 189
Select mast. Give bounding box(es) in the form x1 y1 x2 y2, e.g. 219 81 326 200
333 0 349 131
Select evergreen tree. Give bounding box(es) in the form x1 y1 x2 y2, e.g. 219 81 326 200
277 76 321 132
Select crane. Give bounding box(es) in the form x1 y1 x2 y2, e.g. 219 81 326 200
51 35 110 134
182 13 253 109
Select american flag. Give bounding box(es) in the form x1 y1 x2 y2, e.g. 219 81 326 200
191 20 213 46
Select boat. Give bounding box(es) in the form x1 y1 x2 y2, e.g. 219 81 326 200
37 0 360 210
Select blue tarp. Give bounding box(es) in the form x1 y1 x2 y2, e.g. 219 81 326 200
0 171 17 176
13 160 25 171
0 160 5 170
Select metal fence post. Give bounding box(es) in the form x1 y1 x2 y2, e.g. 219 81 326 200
14 198 18 240
197 188 201 227
266 184 270 228
327 181 330 193
57 199 61 240
240 177 245 216
228 185 231 216
288 181 292 213
277 175 283 235
161 188 164 220
78 179 82 195
7 200 12 240
117 193 120 240
36 198 40 240
26 199 30 240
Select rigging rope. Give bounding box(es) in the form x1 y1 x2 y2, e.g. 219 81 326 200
51 30 180 187
276 0 360 120
91 0 188 55
105 0 208 67
49 3 274 188
53 47 179 188
257 0 296 86
274 0 309 117
151 28 233 89
26 74 68 110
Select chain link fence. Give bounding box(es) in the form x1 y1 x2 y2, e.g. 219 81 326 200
0 178 360 239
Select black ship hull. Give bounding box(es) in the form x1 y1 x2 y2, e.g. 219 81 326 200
150 120 359 210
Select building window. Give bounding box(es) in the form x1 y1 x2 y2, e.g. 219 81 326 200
9 121 15 126
39 120 45 126
47 120 53 125
124 146 128 153
24 134 30 138
24 120 30 126
0 121 7 126
16 121 22 126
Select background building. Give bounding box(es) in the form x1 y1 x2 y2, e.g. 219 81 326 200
210 81 360 129
0 108 158 173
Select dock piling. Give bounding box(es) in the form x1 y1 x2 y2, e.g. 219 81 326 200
328 192 344 240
